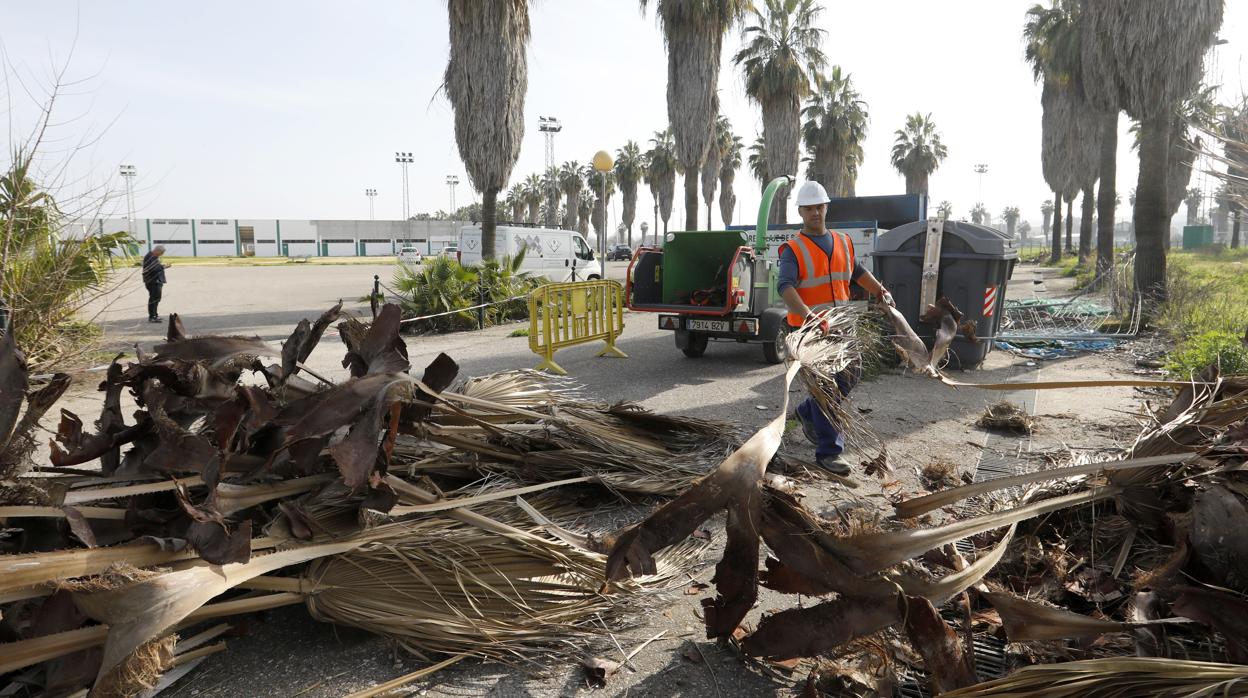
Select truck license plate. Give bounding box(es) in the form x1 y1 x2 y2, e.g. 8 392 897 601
687 319 728 332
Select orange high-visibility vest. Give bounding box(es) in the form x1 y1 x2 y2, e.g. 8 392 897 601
781 230 855 327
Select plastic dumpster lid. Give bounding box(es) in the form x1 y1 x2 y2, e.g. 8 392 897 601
874 219 1018 258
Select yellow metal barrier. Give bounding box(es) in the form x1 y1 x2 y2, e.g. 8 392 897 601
528 279 627 375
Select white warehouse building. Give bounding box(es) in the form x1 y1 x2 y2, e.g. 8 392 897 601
73 218 465 257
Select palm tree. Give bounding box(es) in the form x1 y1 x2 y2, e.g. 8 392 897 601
444 0 530 260
734 0 826 224
522 173 543 224
938 200 953 219
615 141 644 245
577 187 593 236
542 166 562 227
645 129 679 237
1002 206 1021 239
558 161 583 230
506 184 525 223
802 66 868 198
747 134 768 191
718 132 743 227
890 112 948 195
1129 85 1217 247
586 167 617 248
1041 200 1054 237
1080 0 1224 304
701 115 732 228
970 202 987 225
643 0 749 232
1221 101 1247 248
1025 0 1100 264
1184 187 1203 225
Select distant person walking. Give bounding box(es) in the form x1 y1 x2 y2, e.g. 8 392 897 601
141 245 170 323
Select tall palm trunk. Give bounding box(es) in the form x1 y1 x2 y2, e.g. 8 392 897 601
1233 208 1241 249
481 188 498 259
1050 192 1062 264
1078 186 1094 265
1064 198 1073 253
718 168 736 227
683 173 700 230
702 149 720 230
1134 116 1171 305
762 96 800 224
1095 112 1118 280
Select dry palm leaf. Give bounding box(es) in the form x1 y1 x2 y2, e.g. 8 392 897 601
939 658 1248 698
983 591 1182 642
976 401 1035 434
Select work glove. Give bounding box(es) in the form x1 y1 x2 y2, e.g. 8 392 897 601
805 312 830 334
879 290 895 308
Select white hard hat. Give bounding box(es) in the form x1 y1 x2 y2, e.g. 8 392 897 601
796 180 830 206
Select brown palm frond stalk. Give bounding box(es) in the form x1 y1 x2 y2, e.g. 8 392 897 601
792 307 887 464
940 657 1248 698
304 502 705 664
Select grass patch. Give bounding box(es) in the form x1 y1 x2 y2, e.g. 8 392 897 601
509 327 530 337
1158 248 1248 377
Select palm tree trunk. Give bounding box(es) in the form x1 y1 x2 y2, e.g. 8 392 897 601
1134 116 1170 307
1078 186 1094 265
1095 112 1118 280
1232 208 1241 249
684 172 699 231
1050 192 1062 264
1064 198 1073 253
481 187 498 261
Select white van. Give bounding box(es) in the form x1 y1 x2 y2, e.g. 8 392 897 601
457 225 602 282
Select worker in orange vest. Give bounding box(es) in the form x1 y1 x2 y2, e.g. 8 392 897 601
780 181 894 475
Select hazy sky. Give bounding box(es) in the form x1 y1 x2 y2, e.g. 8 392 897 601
4 1 1246 231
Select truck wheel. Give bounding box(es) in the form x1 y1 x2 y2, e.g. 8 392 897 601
762 324 788 364
759 308 789 364
677 331 708 358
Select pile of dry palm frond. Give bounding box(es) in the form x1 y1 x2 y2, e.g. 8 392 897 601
0 303 745 695
608 302 1248 695
976 401 1036 434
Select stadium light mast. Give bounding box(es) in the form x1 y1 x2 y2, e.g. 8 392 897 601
395 152 413 243
539 117 562 226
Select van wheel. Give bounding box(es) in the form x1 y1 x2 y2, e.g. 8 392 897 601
677 331 708 358
762 324 788 364
587 274 601 281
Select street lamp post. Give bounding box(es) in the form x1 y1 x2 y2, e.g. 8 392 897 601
395 152 413 243
445 175 459 215
591 150 613 266
640 221 649 247
365 188 377 220
119 164 137 246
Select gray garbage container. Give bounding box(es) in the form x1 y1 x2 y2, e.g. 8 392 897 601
872 220 1017 369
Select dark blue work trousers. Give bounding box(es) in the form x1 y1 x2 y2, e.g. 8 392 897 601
796 362 862 459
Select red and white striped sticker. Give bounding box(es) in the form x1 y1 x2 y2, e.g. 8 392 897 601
983 285 998 317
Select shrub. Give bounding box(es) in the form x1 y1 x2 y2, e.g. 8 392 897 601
2 154 133 368
1165 331 1248 378
391 250 541 333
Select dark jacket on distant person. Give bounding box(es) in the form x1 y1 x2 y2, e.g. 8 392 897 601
142 252 168 285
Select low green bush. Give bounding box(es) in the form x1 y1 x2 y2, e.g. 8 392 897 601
391 251 541 333
1165 331 1248 378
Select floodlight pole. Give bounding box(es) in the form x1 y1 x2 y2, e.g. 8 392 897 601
445 175 459 214
539 117 562 226
365 188 377 220
974 163 988 206
395 152 413 243
120 164 137 244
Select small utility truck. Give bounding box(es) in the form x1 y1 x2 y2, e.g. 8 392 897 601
625 177 924 363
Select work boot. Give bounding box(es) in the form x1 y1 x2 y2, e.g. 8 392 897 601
794 409 818 446
148 316 161 323
816 454 853 476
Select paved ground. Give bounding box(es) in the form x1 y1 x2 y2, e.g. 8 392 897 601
53 261 1149 697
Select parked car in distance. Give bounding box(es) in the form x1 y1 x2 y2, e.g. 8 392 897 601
398 246 423 264
607 244 633 261
439 246 459 259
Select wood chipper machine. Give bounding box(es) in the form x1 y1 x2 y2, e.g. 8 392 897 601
626 177 796 363
625 176 926 363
